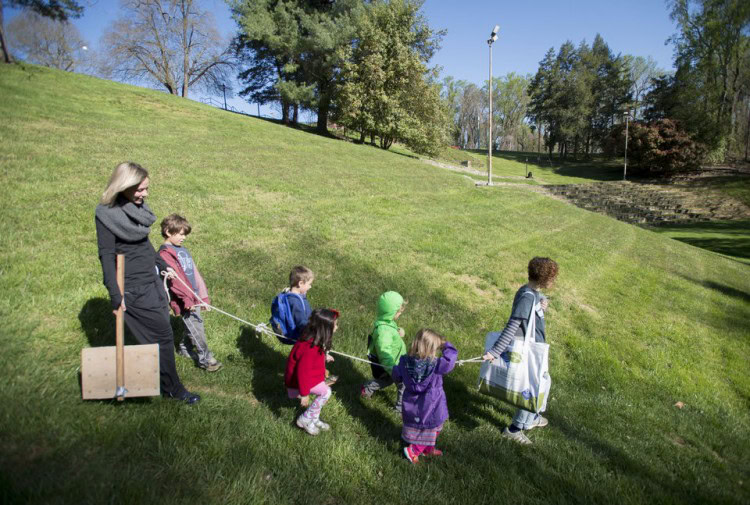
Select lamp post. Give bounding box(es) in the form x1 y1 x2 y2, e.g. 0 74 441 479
487 24 499 186
623 110 630 181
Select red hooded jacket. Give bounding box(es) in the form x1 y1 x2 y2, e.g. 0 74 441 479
158 244 210 316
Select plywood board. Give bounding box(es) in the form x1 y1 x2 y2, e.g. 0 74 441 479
81 344 160 400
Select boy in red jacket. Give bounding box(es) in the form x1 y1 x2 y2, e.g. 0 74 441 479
158 214 222 372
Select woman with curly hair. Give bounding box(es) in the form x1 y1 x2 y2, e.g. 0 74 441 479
483 257 559 444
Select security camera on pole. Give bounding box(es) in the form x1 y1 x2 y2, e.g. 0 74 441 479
487 25 499 186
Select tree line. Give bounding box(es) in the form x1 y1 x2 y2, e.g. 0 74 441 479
442 0 749 172
3 0 747 167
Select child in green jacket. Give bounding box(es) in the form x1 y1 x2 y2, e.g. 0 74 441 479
360 291 407 412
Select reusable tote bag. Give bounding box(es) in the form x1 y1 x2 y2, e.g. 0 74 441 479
477 294 551 413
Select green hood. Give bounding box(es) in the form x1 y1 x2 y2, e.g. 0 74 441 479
374 291 403 327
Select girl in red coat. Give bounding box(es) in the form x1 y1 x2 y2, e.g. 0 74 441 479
285 308 338 435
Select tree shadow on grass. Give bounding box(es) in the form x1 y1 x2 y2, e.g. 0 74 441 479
549 415 729 504
653 219 750 263
677 273 750 306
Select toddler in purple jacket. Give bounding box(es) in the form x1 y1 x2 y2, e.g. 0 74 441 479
392 329 458 464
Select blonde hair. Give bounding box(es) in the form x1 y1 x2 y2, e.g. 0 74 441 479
289 265 314 288
408 328 445 360
100 162 149 206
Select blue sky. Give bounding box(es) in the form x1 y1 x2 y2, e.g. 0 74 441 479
7 0 678 118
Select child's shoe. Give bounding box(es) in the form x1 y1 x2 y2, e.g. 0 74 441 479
502 426 532 445
425 448 443 457
526 415 548 430
204 361 223 372
296 415 320 436
403 445 419 464
360 386 372 399
314 419 330 431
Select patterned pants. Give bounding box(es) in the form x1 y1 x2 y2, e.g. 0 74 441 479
288 381 331 420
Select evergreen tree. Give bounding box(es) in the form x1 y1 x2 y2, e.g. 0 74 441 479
231 0 362 130
334 0 448 155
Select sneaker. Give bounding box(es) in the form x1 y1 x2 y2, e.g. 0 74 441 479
424 448 443 457
314 419 330 431
502 426 532 445
203 361 223 372
403 445 419 464
360 386 372 399
207 356 219 366
526 415 548 430
296 415 320 436
165 389 201 405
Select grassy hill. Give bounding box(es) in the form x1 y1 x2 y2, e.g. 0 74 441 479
1 64 748 505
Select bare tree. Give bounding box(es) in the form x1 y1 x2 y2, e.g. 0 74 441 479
101 0 233 98
1 0 83 63
625 55 662 120
6 10 88 71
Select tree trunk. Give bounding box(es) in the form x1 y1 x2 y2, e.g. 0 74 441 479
181 5 190 98
745 106 750 161
281 98 290 125
0 0 12 64
370 132 376 146
316 87 331 134
292 104 299 125
359 131 366 143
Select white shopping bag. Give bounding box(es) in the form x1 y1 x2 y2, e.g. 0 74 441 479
478 294 551 413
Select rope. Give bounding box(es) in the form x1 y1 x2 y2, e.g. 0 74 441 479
160 271 383 367
456 356 485 366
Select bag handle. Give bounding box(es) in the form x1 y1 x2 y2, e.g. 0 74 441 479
521 292 538 348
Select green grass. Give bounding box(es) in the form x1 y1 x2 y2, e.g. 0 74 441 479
651 220 750 265
1 63 749 505
689 174 750 208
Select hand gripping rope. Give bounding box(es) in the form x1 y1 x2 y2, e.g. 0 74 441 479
161 271 486 368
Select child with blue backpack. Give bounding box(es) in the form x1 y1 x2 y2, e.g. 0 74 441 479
270 266 314 344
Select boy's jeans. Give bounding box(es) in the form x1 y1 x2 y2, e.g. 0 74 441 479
512 408 540 430
180 307 215 368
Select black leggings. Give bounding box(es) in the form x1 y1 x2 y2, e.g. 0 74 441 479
123 280 184 396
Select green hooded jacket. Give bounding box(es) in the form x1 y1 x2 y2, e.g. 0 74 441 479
367 291 407 374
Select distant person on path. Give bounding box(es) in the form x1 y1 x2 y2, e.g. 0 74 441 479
95 162 200 404
158 214 222 372
392 329 457 464
285 308 339 436
483 257 559 444
360 291 407 412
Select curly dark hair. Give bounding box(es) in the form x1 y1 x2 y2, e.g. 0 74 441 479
299 308 338 354
528 257 559 288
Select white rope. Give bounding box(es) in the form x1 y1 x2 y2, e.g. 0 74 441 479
160 271 383 367
456 356 485 366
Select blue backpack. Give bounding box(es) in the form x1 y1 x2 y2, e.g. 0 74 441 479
270 291 305 345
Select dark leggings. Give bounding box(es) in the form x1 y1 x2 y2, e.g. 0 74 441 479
123 280 184 396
